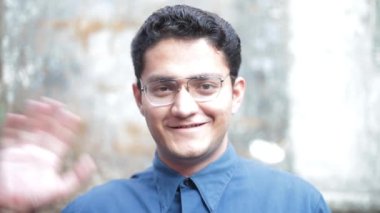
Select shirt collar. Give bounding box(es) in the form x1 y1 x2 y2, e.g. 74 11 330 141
153 144 238 212
153 155 183 212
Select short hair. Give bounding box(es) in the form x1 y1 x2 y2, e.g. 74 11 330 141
131 4 241 88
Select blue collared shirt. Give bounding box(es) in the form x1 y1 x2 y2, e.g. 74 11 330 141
63 145 331 212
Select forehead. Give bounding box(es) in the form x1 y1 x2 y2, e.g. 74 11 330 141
141 38 229 80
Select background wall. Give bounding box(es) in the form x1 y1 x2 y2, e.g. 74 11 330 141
0 0 379 212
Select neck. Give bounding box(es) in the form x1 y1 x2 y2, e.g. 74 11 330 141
159 140 229 177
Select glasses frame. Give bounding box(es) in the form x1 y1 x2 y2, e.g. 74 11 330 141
140 74 232 107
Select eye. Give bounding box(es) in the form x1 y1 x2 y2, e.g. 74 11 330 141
148 81 177 97
157 86 170 92
200 83 216 90
191 79 220 95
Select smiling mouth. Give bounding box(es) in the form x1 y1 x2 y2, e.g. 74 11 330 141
172 123 205 129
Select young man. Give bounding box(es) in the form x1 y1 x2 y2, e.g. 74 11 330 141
0 4 331 212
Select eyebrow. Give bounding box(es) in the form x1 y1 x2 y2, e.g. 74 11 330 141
145 76 175 83
145 73 223 83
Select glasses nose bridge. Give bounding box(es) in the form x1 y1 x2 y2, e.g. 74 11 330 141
171 83 199 109
173 81 192 100
174 79 191 93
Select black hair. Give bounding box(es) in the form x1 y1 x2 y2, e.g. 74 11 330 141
131 5 241 87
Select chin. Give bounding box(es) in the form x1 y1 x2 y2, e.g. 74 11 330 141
174 145 215 160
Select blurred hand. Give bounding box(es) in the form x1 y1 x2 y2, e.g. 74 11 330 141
0 98 96 212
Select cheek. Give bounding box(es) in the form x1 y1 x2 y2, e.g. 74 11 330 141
203 98 233 123
212 92 234 114
143 107 168 134
215 96 234 125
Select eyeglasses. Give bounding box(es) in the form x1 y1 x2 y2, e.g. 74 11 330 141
140 74 231 107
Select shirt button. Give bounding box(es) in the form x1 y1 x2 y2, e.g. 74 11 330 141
183 178 192 187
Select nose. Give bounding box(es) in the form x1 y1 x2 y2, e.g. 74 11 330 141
170 86 199 117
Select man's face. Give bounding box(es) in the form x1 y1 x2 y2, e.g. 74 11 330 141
133 38 245 168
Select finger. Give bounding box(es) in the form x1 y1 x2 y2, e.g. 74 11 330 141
42 106 83 151
1 114 28 147
39 98 82 144
55 108 82 133
41 96 65 109
2 113 28 132
25 100 54 131
59 154 97 197
20 101 61 151
74 154 97 181
23 100 76 155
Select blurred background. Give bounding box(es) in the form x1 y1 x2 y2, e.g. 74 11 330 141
0 0 379 212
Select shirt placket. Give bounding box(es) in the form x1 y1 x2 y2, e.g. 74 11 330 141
179 178 209 213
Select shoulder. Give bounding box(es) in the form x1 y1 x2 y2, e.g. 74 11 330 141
63 167 158 212
87 167 155 197
230 158 330 212
236 158 317 190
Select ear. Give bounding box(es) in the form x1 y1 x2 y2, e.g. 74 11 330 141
231 76 246 114
132 83 145 116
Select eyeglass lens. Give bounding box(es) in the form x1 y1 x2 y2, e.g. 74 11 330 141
142 75 228 106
